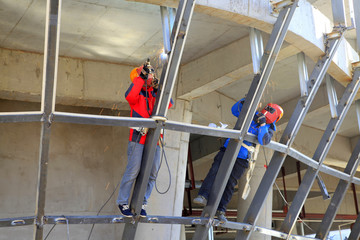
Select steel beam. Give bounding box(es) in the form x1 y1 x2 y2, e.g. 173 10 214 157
193 1 299 239
316 136 360 239
237 32 345 240
0 112 43 123
326 74 339 118
53 111 157 128
121 0 196 239
280 68 360 235
297 52 309 97
160 6 176 54
33 0 61 239
0 216 35 227
249 28 264 74
353 0 360 52
331 0 346 27
349 214 360 239
356 100 360 133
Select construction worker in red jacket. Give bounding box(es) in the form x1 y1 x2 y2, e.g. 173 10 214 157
117 60 172 217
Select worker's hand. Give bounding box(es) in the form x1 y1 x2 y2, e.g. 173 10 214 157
152 77 159 89
257 113 266 126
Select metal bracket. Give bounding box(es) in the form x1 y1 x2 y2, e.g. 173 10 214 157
11 219 25 226
271 0 295 16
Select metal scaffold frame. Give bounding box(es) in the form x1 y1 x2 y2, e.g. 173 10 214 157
1 0 360 240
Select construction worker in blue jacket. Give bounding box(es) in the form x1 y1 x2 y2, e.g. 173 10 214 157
193 98 283 222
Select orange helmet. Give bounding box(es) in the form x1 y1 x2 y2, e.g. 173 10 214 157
130 68 139 82
261 103 283 124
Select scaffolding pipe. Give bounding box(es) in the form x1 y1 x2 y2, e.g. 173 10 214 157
33 0 62 239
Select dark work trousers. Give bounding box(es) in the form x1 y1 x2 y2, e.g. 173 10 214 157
198 147 248 212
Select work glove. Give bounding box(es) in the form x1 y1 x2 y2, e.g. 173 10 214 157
152 77 159 89
256 113 266 126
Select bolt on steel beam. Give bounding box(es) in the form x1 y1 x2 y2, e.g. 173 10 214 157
237 31 345 240
297 52 309 97
192 1 299 239
121 0 196 239
280 68 360 235
249 28 264 74
316 120 360 239
33 0 62 239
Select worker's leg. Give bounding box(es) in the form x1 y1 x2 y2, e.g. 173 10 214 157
197 148 226 200
143 145 161 204
217 158 248 212
117 141 144 205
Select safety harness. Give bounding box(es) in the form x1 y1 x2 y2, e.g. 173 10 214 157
241 143 260 200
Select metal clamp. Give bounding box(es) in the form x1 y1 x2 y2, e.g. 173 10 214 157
191 218 202 225
112 217 124 223
271 0 295 15
148 217 159 223
55 217 67 224
152 115 167 122
11 219 25 226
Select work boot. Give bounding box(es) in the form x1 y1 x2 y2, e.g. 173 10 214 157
216 210 227 223
140 204 147 217
118 204 133 217
193 195 207 206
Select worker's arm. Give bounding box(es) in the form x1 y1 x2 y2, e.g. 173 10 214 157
125 76 144 105
257 125 274 145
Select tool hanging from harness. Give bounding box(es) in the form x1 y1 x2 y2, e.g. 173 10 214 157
241 143 260 200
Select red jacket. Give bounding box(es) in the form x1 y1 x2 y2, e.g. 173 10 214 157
125 76 172 144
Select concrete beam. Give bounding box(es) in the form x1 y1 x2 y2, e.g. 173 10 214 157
177 35 299 100
0 48 132 110
132 0 358 87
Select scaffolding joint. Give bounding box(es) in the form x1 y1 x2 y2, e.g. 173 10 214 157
11 219 25 226
271 0 296 15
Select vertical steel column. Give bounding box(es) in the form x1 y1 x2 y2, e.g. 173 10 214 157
33 0 61 239
326 74 339 118
297 52 309 97
249 28 264 74
316 130 360 238
356 100 360 132
280 69 360 235
331 0 346 26
353 0 360 52
121 0 195 239
160 6 176 54
237 34 345 240
192 1 299 239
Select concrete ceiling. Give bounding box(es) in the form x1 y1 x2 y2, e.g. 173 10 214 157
0 1 359 140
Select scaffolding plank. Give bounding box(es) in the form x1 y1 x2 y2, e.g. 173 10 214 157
316 133 360 239
280 68 360 234
122 0 196 239
0 112 43 123
237 32 346 240
193 1 299 239
33 0 61 239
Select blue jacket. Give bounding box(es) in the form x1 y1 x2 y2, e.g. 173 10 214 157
223 99 275 160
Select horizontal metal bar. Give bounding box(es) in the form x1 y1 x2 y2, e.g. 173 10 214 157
0 214 316 240
53 111 156 128
0 216 34 227
45 215 209 225
0 112 43 123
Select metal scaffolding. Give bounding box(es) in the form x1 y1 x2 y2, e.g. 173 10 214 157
1 0 360 240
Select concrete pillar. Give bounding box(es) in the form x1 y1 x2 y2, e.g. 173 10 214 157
134 99 193 240
237 146 273 240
